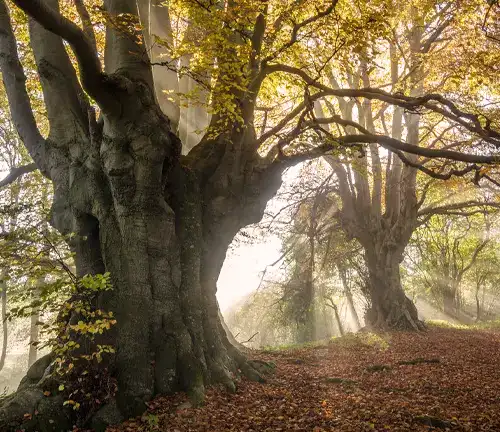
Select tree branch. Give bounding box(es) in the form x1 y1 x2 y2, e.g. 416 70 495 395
270 108 500 169
390 149 481 182
338 134 500 164
12 0 115 112
262 0 339 64
0 0 47 174
0 163 37 188
263 64 500 147
418 200 500 217
73 0 97 53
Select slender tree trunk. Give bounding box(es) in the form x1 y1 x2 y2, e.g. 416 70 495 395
27 282 41 368
475 283 481 322
0 272 7 371
338 265 361 330
328 301 344 336
364 245 424 331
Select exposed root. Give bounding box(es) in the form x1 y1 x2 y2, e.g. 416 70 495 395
1 327 273 431
365 297 427 332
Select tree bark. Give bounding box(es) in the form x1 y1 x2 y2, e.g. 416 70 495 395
327 301 344 337
0 0 288 427
27 276 43 368
364 245 425 331
0 121 280 432
0 272 7 372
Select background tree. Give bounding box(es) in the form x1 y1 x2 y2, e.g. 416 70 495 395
0 102 70 388
1 0 500 429
406 210 498 322
310 0 500 330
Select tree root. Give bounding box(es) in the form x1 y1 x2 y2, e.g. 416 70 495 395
324 377 358 385
397 357 440 366
365 364 392 372
0 338 273 431
414 414 456 429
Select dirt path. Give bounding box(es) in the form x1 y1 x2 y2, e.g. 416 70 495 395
108 327 500 431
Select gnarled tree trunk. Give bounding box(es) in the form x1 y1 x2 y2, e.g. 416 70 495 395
0 90 282 431
364 245 424 331
0 0 284 429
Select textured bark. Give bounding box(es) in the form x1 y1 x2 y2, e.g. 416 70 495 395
364 246 424 331
0 84 281 431
0 0 285 426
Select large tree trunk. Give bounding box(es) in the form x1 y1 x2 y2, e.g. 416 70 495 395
364 245 425 331
0 81 281 431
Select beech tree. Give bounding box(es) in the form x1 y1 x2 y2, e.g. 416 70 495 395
0 0 500 429
311 1 500 330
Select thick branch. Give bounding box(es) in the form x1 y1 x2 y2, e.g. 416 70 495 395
391 149 481 182
339 134 500 164
73 0 97 53
104 0 154 90
288 111 500 165
0 0 47 174
12 0 114 111
28 0 90 144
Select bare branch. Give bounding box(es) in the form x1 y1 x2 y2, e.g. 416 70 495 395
391 149 481 182
418 200 500 217
0 163 37 188
240 332 259 344
262 0 339 64
73 0 97 53
263 64 500 147
273 108 500 167
420 17 453 53
339 133 500 164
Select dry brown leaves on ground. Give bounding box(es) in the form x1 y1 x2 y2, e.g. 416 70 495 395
107 327 500 431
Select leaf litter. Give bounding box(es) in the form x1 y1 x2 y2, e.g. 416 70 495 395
107 327 500 431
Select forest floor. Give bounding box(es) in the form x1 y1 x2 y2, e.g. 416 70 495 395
108 324 500 432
